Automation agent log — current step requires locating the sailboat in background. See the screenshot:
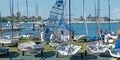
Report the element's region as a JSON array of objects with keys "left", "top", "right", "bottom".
[
  {"left": 106, "top": 0, "right": 120, "bottom": 58},
  {"left": 18, "top": 0, "right": 44, "bottom": 56},
  {"left": 104, "top": 0, "right": 117, "bottom": 44},
  {"left": 22, "top": 0, "right": 32, "bottom": 38},
  {"left": 0, "top": 0, "right": 21, "bottom": 45},
  {"left": 74, "top": 0, "right": 88, "bottom": 42},
  {"left": 85, "top": 0, "right": 110, "bottom": 54}
]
